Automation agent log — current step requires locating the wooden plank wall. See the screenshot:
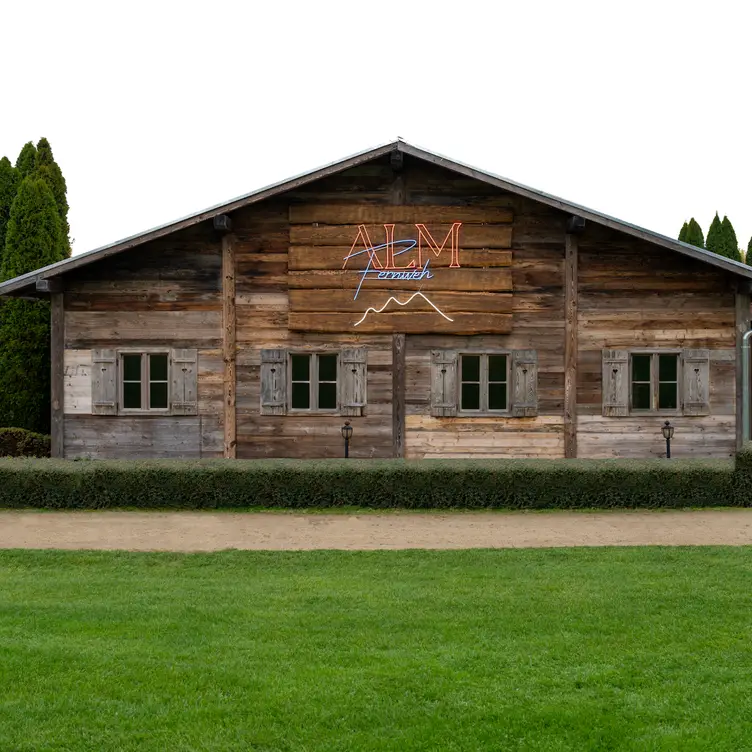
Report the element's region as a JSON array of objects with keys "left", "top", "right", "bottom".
[
  {"left": 403, "top": 176, "right": 566, "bottom": 458},
  {"left": 577, "top": 225, "right": 736, "bottom": 458},
  {"left": 62, "top": 224, "right": 223, "bottom": 458}
]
